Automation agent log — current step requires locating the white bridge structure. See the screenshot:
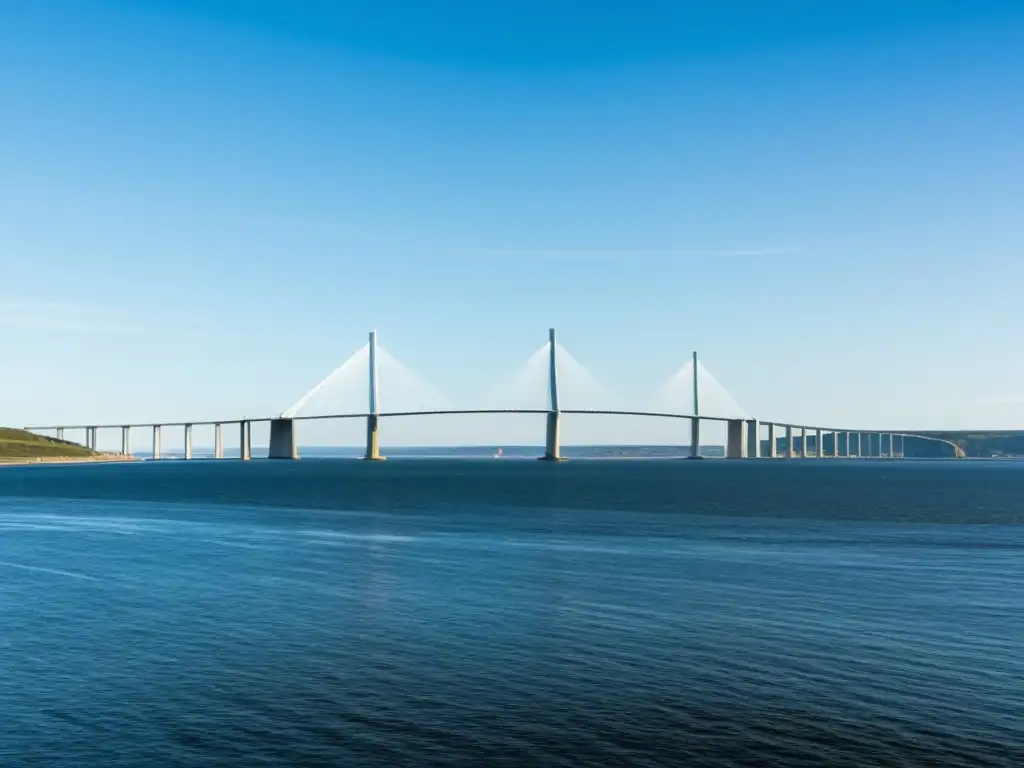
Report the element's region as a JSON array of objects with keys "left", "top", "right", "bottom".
[{"left": 25, "top": 329, "right": 965, "bottom": 460}]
